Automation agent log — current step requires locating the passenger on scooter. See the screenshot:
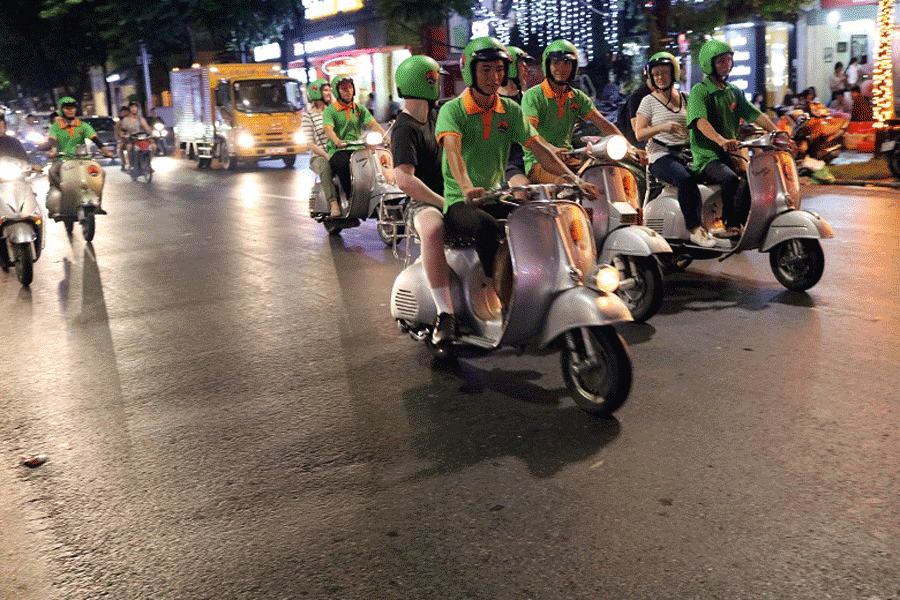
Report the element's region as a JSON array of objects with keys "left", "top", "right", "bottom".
[
  {"left": 500, "top": 46, "right": 536, "bottom": 189},
  {"left": 634, "top": 52, "right": 720, "bottom": 248},
  {"left": 323, "top": 76, "right": 386, "bottom": 202},
  {"left": 521, "top": 39, "right": 642, "bottom": 184},
  {"left": 302, "top": 79, "right": 340, "bottom": 218},
  {"left": 120, "top": 101, "right": 154, "bottom": 170},
  {"left": 687, "top": 39, "right": 781, "bottom": 239},
  {"left": 436, "top": 37, "right": 591, "bottom": 288},
  {"left": 391, "top": 55, "right": 457, "bottom": 346},
  {"left": 43, "top": 97, "right": 113, "bottom": 213}
]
